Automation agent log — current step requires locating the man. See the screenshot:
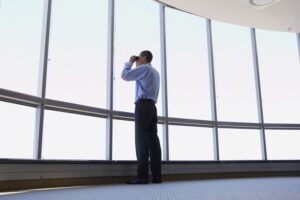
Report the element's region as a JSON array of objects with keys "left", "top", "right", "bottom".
[{"left": 121, "top": 50, "right": 162, "bottom": 184}]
